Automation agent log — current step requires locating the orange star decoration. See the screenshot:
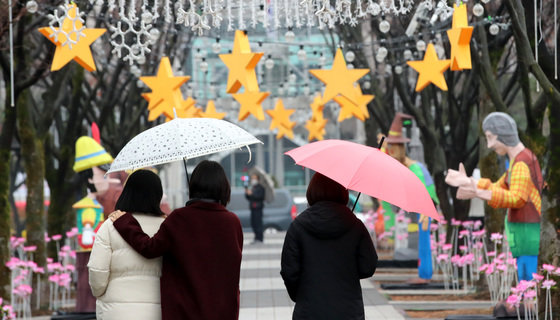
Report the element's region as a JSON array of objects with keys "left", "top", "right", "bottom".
[
  {"left": 219, "top": 30, "right": 263, "bottom": 93},
  {"left": 38, "top": 3, "right": 106, "bottom": 71},
  {"left": 233, "top": 91, "right": 270, "bottom": 121},
  {"left": 333, "top": 86, "right": 374, "bottom": 122},
  {"left": 266, "top": 99, "right": 296, "bottom": 139},
  {"left": 309, "top": 48, "right": 369, "bottom": 105},
  {"left": 407, "top": 43, "right": 451, "bottom": 91},
  {"left": 200, "top": 100, "right": 226, "bottom": 119},
  {"left": 305, "top": 115, "right": 328, "bottom": 141},
  {"left": 309, "top": 94, "right": 325, "bottom": 120},
  {"left": 139, "top": 57, "right": 191, "bottom": 121},
  {"left": 446, "top": 3, "right": 473, "bottom": 71}
]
